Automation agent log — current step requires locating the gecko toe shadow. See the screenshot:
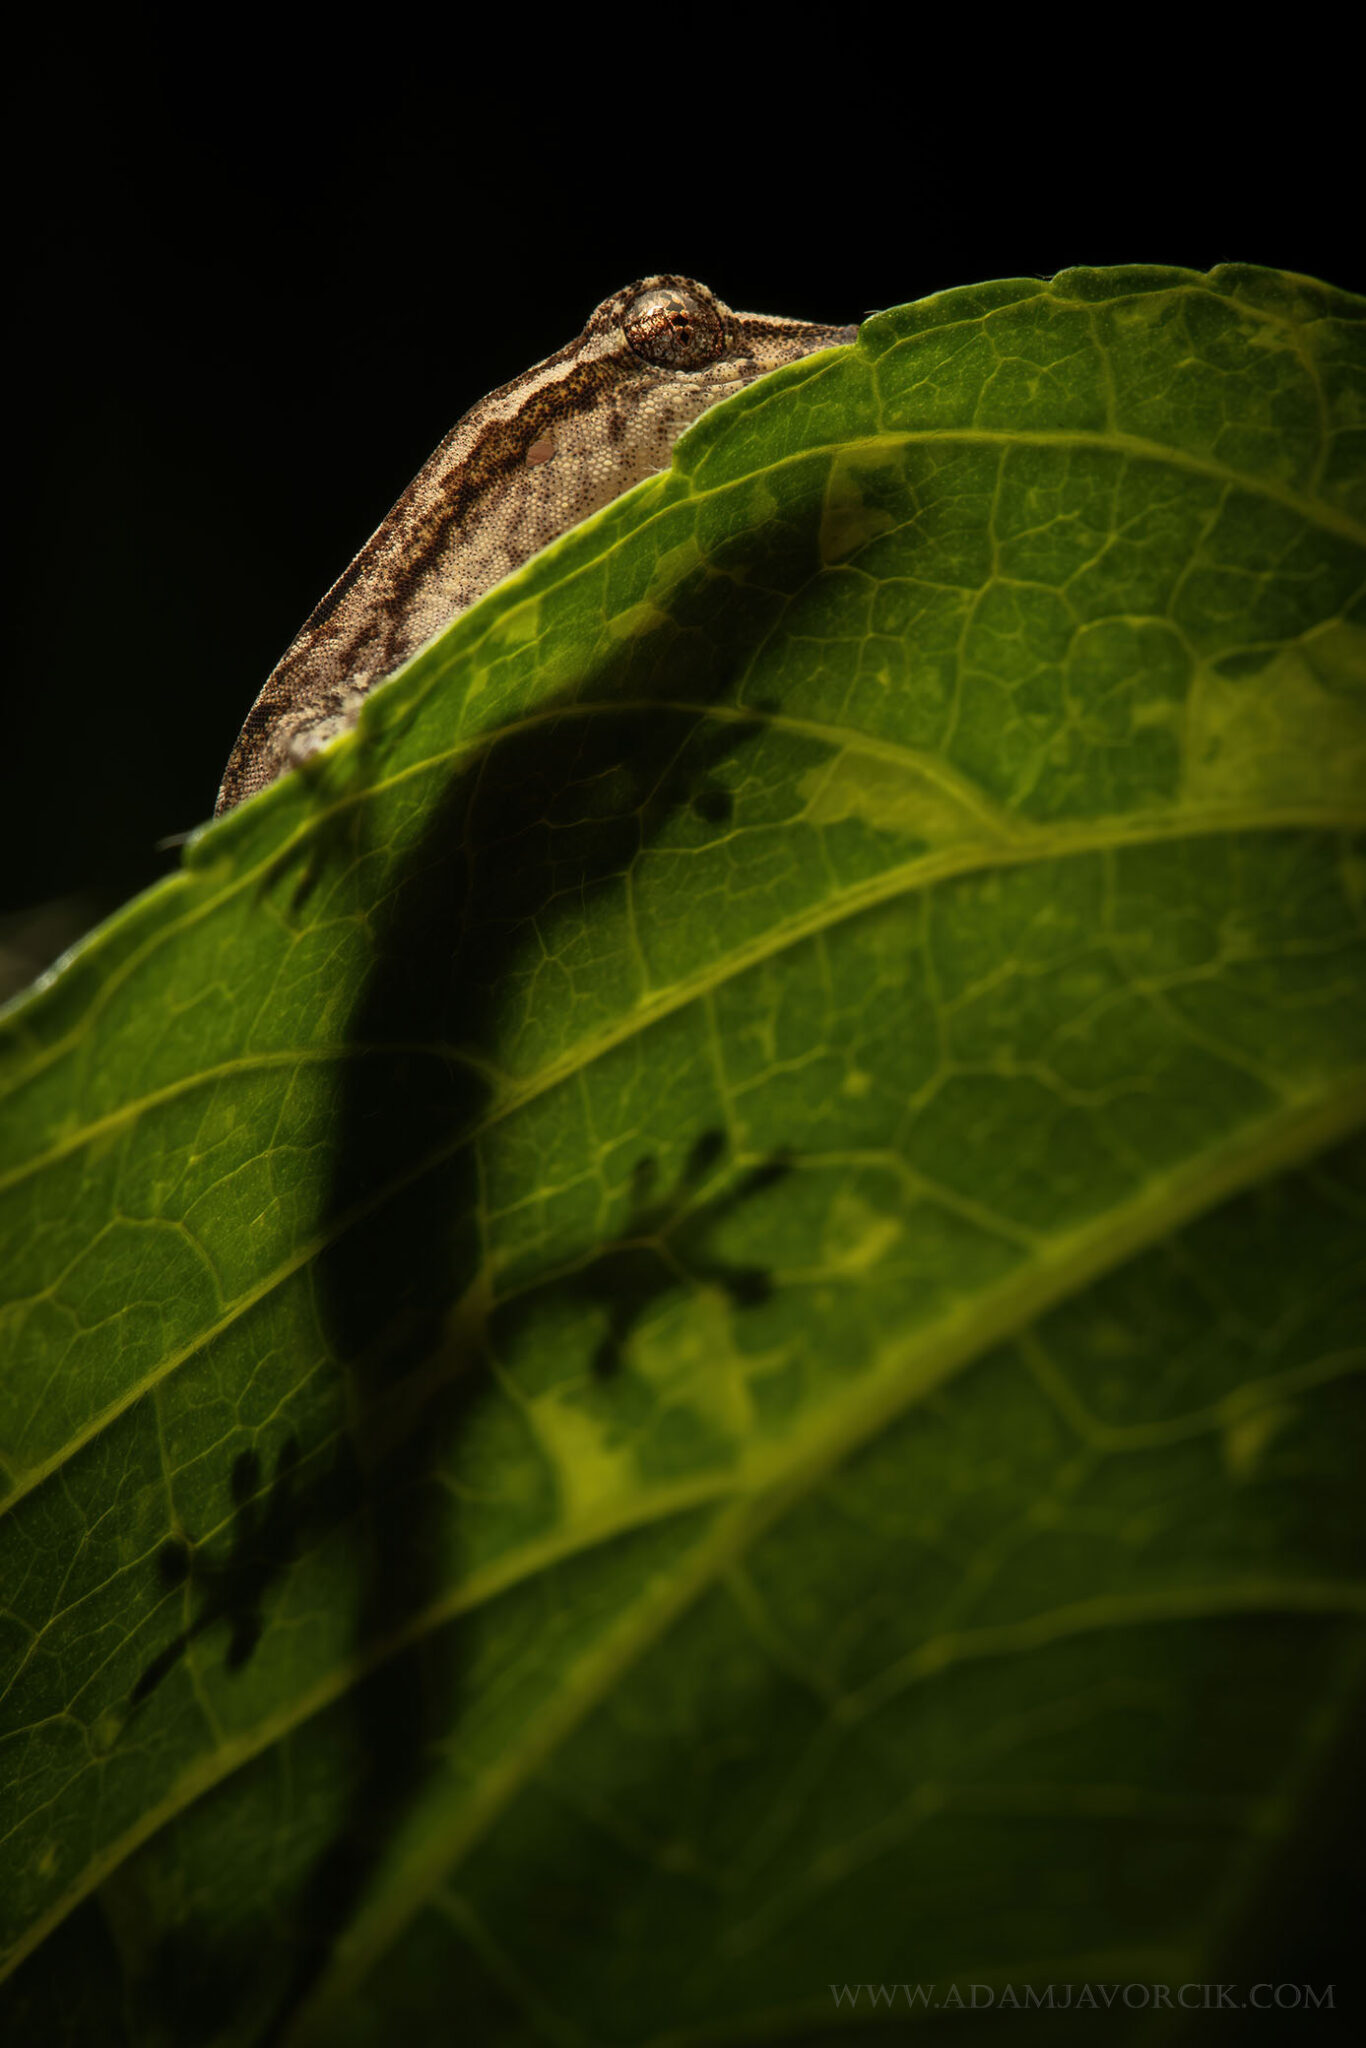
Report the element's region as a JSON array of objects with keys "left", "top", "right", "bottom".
[
  {"left": 488, "top": 1127, "right": 794, "bottom": 1383},
  {"left": 129, "top": 1440, "right": 301, "bottom": 1712},
  {"left": 128, "top": 1435, "right": 361, "bottom": 1726}
]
